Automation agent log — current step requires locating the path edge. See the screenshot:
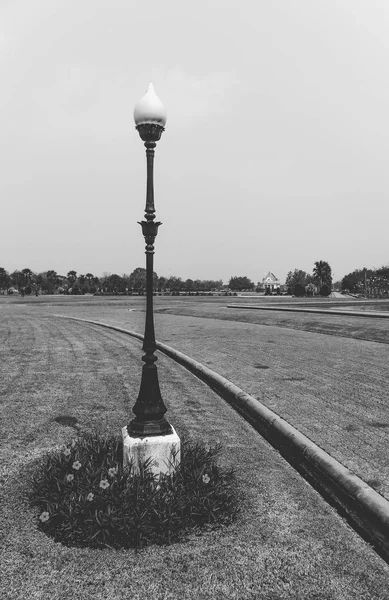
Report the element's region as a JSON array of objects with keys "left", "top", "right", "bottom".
[{"left": 227, "top": 303, "right": 389, "bottom": 318}]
